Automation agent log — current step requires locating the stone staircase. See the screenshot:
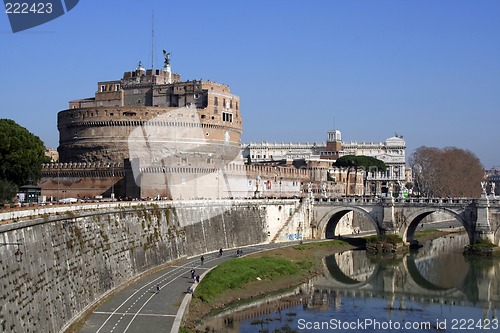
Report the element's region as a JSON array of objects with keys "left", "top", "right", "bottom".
[{"left": 270, "top": 200, "right": 304, "bottom": 243}]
